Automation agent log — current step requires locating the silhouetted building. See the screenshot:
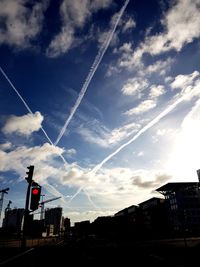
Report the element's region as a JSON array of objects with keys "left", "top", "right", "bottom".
[
  {"left": 73, "top": 220, "right": 90, "bottom": 237},
  {"left": 2, "top": 208, "right": 24, "bottom": 233},
  {"left": 45, "top": 207, "right": 62, "bottom": 235},
  {"left": 156, "top": 182, "right": 200, "bottom": 236},
  {"left": 114, "top": 204, "right": 141, "bottom": 239},
  {"left": 138, "top": 197, "right": 167, "bottom": 238},
  {"left": 92, "top": 216, "right": 115, "bottom": 237},
  {"left": 64, "top": 217, "right": 70, "bottom": 230},
  {"left": 115, "top": 204, "right": 138, "bottom": 217}
]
